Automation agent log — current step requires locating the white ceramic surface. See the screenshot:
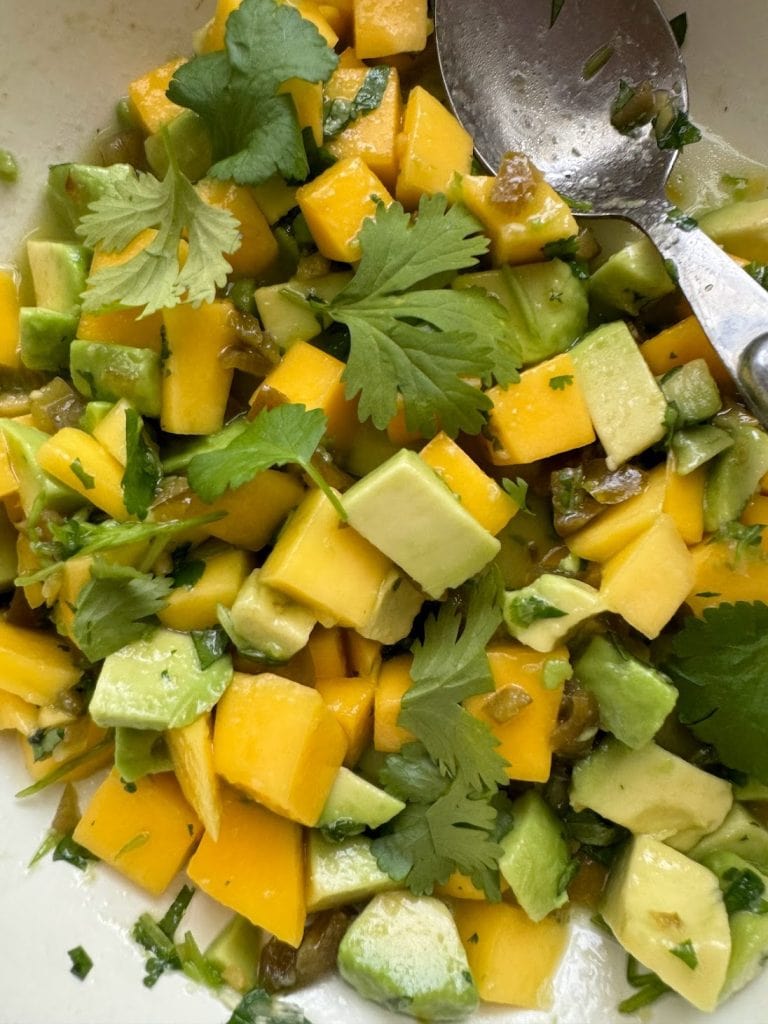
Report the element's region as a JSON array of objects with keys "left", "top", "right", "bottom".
[{"left": 1, "top": 2, "right": 768, "bottom": 1023}]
